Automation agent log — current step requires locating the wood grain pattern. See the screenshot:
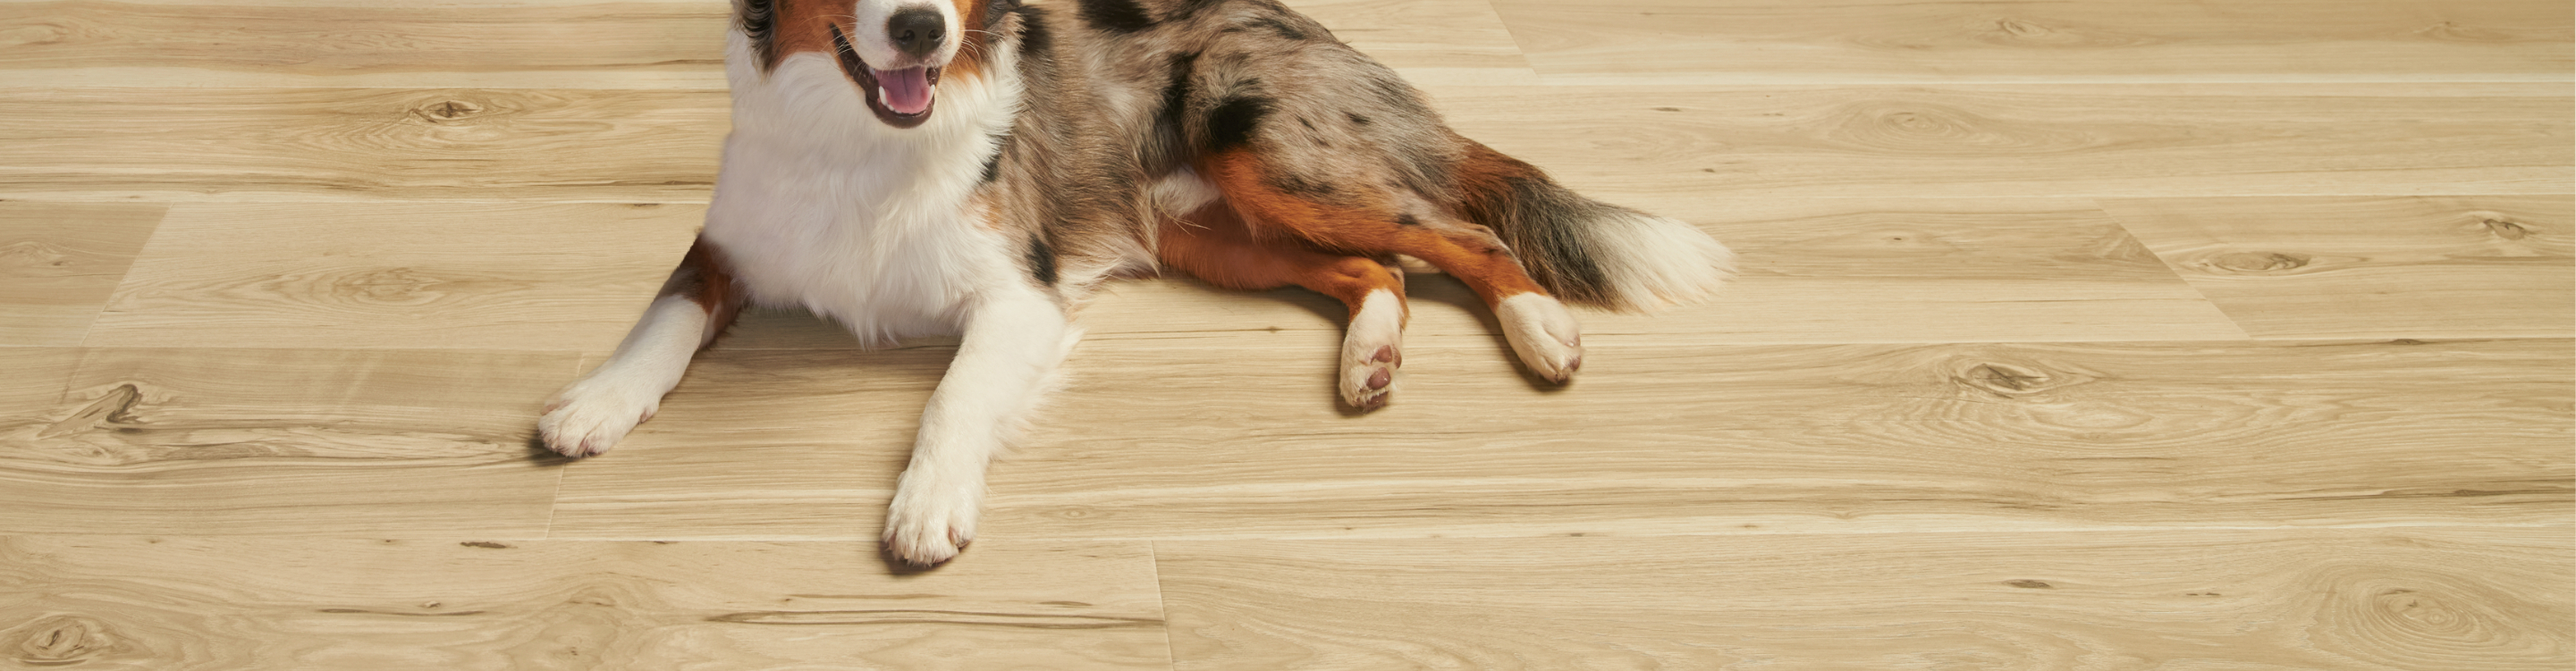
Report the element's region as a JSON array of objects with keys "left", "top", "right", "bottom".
[
  {"left": 0, "top": 202, "right": 162, "bottom": 346},
  {"left": 0, "top": 348, "right": 575, "bottom": 536},
  {"left": 82, "top": 203, "right": 699, "bottom": 349},
  {"left": 0, "top": 0, "right": 731, "bottom": 88},
  {"left": 1438, "top": 83, "right": 2571, "bottom": 199},
  {"left": 1155, "top": 528, "right": 2573, "bottom": 670},
  {"left": 0, "top": 0, "right": 1525, "bottom": 88},
  {"left": 544, "top": 348, "right": 950, "bottom": 540},
  {"left": 1286, "top": 0, "right": 1538, "bottom": 86},
  {"left": 0, "top": 347, "right": 80, "bottom": 413},
  {"left": 544, "top": 334, "right": 2571, "bottom": 540},
  {"left": 0, "top": 536, "right": 1171, "bottom": 670},
  {"left": 0, "top": 0, "right": 2567, "bottom": 667},
  {"left": 0, "top": 88, "right": 724, "bottom": 202},
  {"left": 1490, "top": 0, "right": 2576, "bottom": 83},
  {"left": 2106, "top": 195, "right": 2575, "bottom": 340}
]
